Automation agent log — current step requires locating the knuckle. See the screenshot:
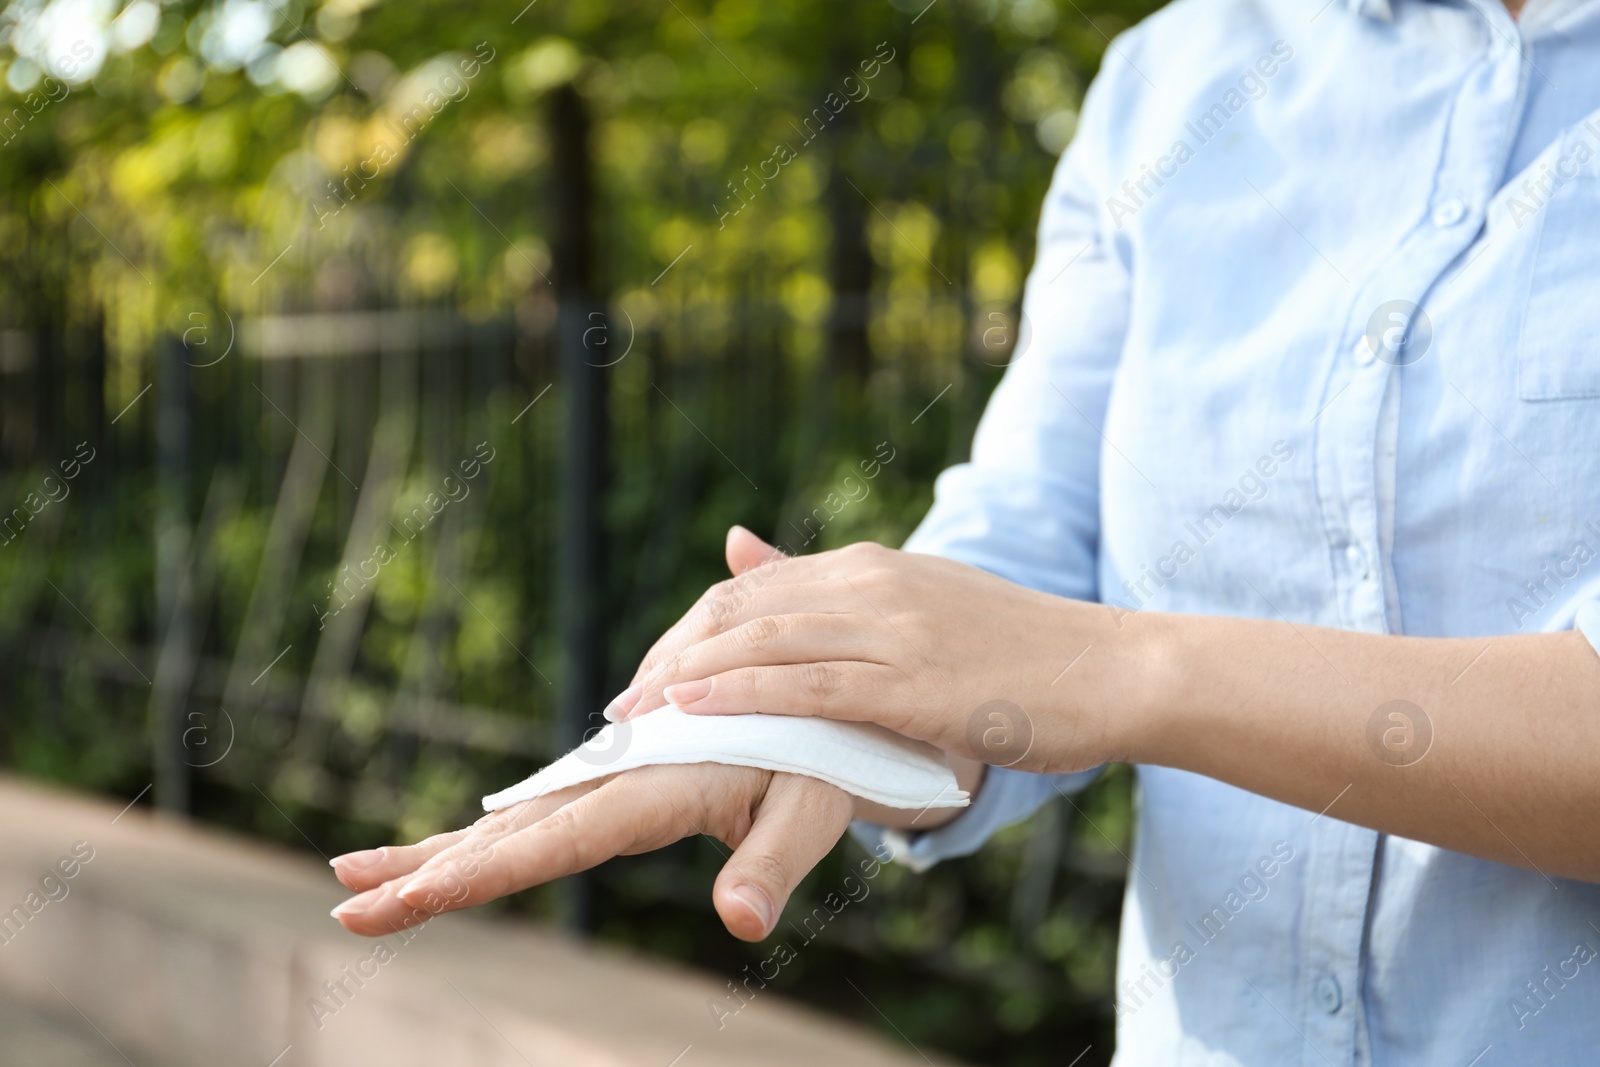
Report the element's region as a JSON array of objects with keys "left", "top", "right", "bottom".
[
  {"left": 662, "top": 648, "right": 695, "bottom": 682},
  {"left": 625, "top": 769, "right": 702, "bottom": 838},
  {"left": 861, "top": 566, "right": 899, "bottom": 599},
  {"left": 841, "top": 540, "right": 885, "bottom": 563},
  {"left": 536, "top": 805, "right": 588, "bottom": 873},
  {"left": 800, "top": 661, "right": 844, "bottom": 702},
  {"left": 474, "top": 811, "right": 517, "bottom": 836},
  {"left": 736, "top": 613, "right": 787, "bottom": 652},
  {"left": 736, "top": 850, "right": 791, "bottom": 896},
  {"left": 434, "top": 860, "right": 474, "bottom": 900},
  {"left": 750, "top": 552, "right": 787, "bottom": 580},
  {"left": 701, "top": 579, "right": 741, "bottom": 632}
]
